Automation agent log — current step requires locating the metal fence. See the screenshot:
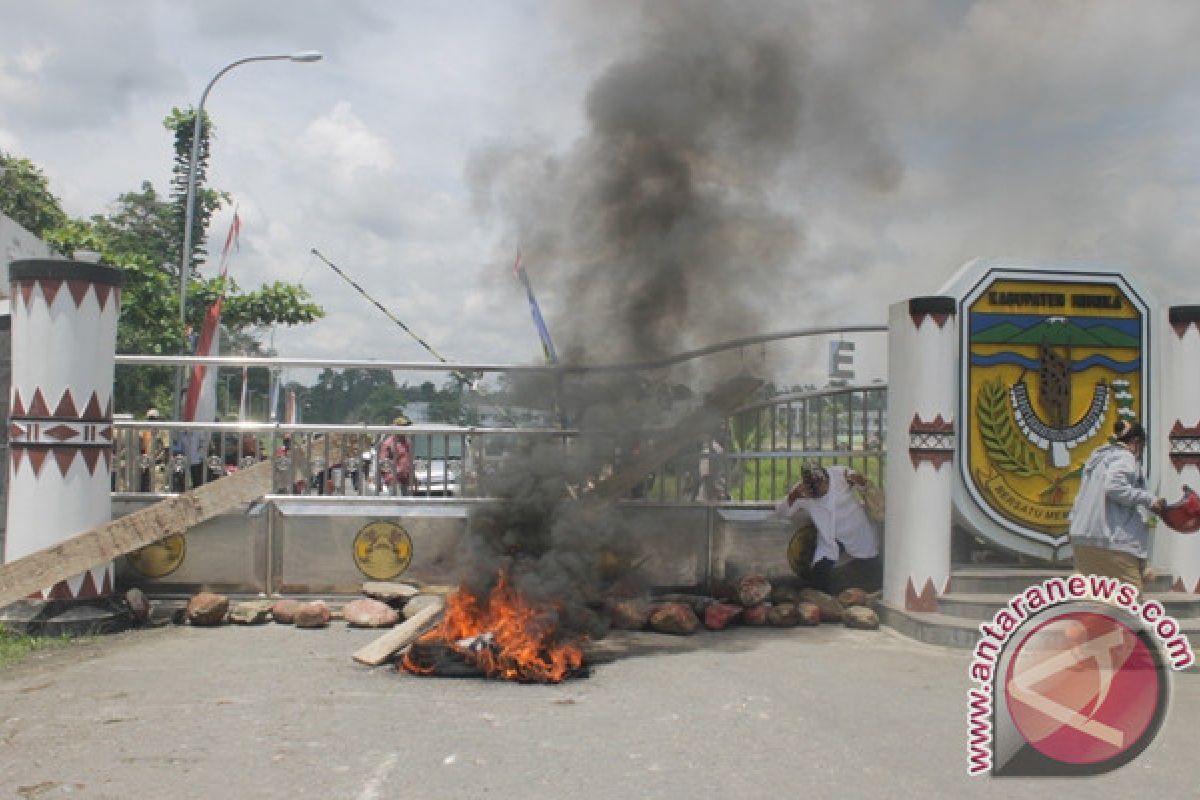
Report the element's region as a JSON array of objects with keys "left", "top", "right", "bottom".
[
  {"left": 110, "top": 384, "right": 887, "bottom": 504},
  {"left": 110, "top": 328, "right": 888, "bottom": 504},
  {"left": 724, "top": 384, "right": 887, "bottom": 502}
]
